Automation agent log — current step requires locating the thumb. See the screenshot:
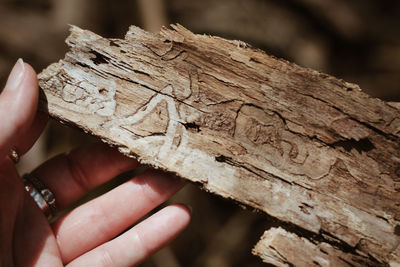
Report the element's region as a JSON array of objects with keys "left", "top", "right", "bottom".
[{"left": 0, "top": 59, "right": 39, "bottom": 160}]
